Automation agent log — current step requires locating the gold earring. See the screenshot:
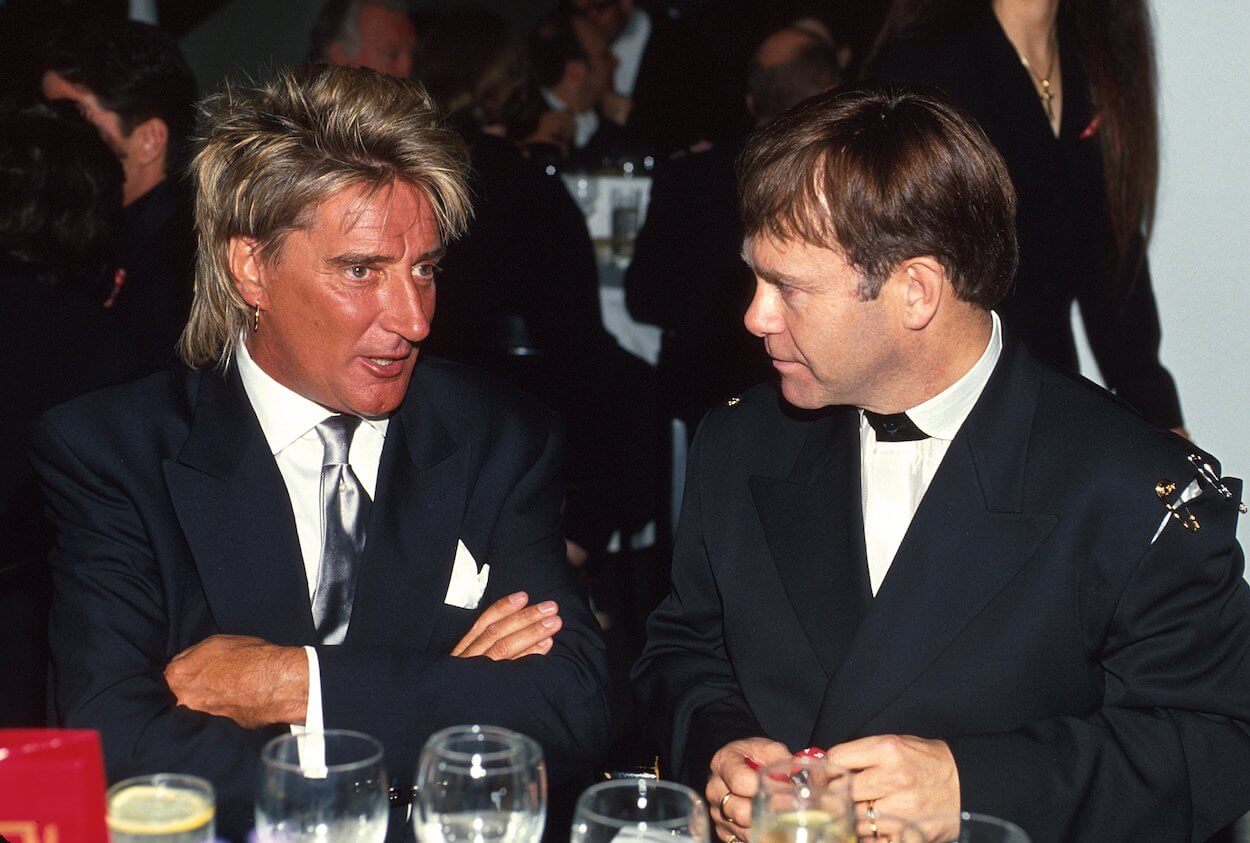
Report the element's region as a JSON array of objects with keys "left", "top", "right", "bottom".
[{"left": 252, "top": 301, "right": 260, "bottom": 332}]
